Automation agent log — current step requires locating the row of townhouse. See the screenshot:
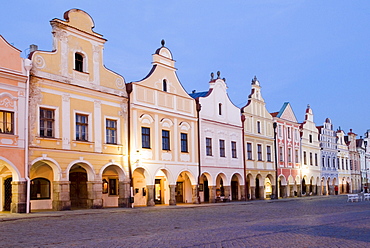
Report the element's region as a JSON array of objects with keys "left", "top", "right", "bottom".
[{"left": 1, "top": 9, "right": 369, "bottom": 213}]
